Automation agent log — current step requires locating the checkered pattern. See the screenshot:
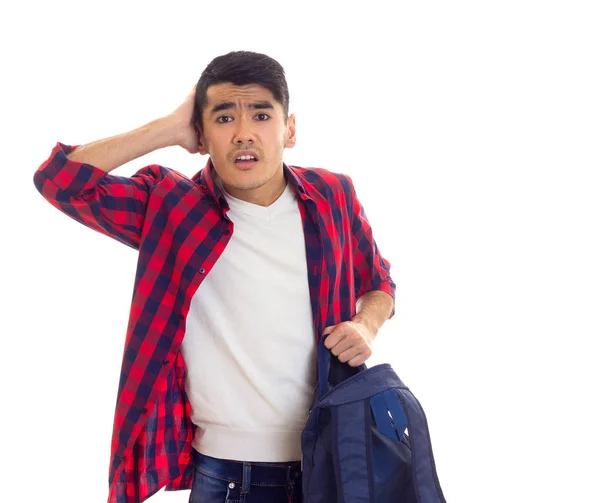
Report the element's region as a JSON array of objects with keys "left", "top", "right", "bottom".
[{"left": 33, "top": 141, "right": 396, "bottom": 502}]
